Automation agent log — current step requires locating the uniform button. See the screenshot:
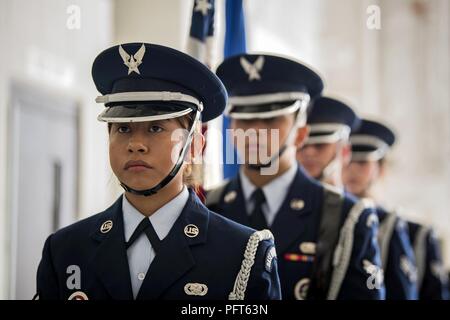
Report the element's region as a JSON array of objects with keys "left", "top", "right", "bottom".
[{"left": 137, "top": 272, "right": 145, "bottom": 281}]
